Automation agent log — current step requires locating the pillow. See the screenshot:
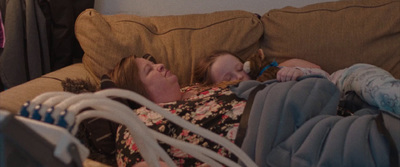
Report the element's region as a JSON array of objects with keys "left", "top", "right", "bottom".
[
  {"left": 75, "top": 9, "right": 263, "bottom": 86},
  {"left": 261, "top": 0, "right": 400, "bottom": 78}
]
